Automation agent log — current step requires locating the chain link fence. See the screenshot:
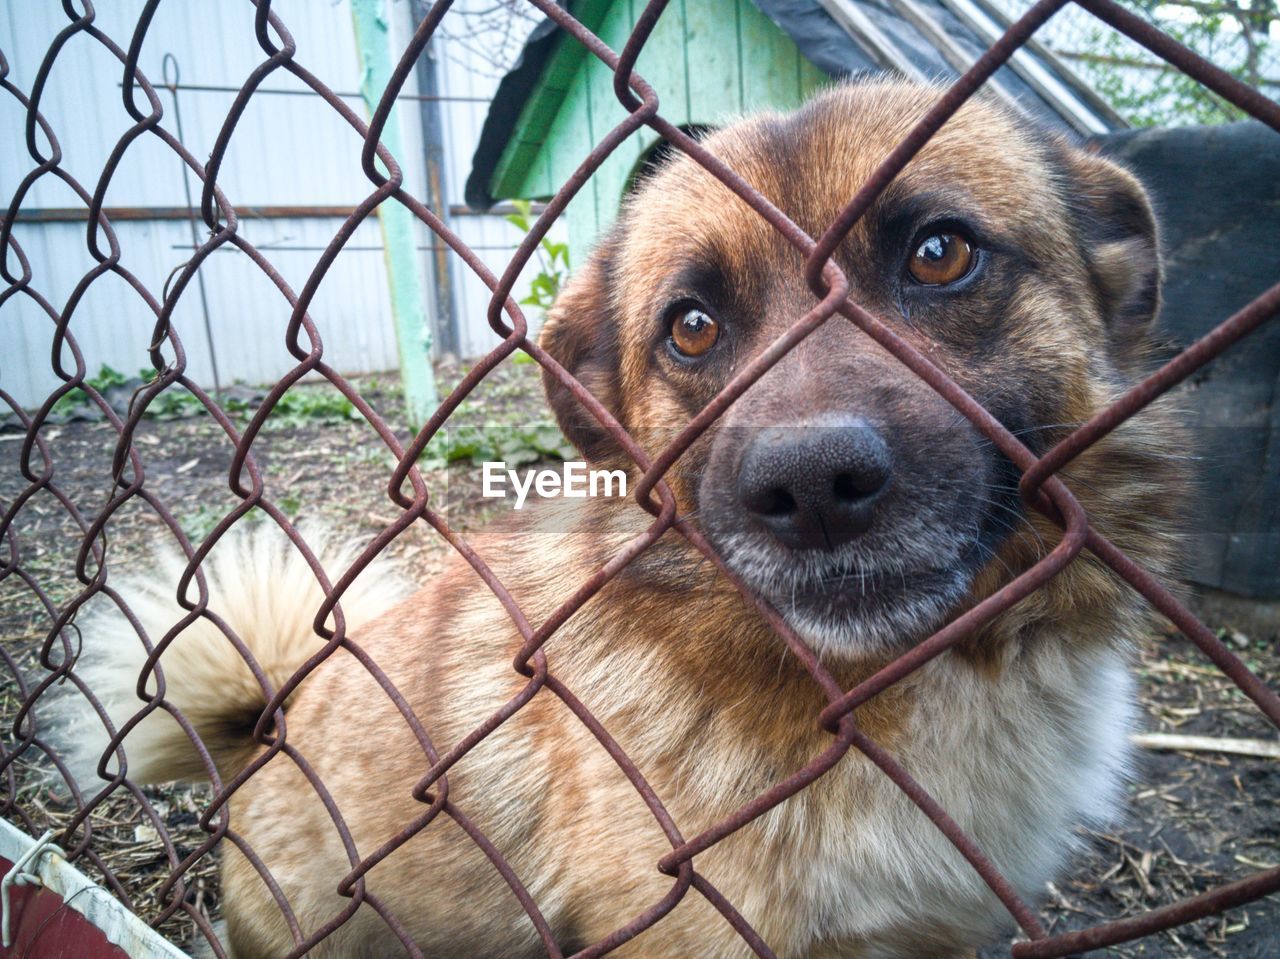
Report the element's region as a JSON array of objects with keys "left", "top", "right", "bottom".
[
  {"left": 991, "top": 0, "right": 1280, "bottom": 124},
  {"left": 2, "top": 0, "right": 1279, "bottom": 956}
]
